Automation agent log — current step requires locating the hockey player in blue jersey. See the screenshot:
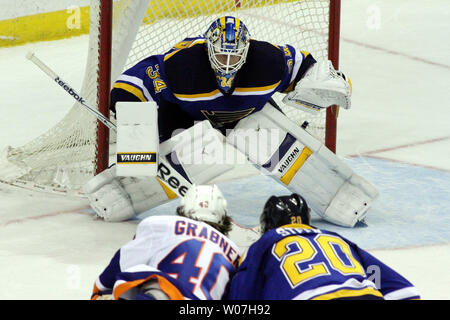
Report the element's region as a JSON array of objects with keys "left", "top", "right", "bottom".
[
  {"left": 226, "top": 193, "right": 421, "bottom": 300},
  {"left": 84, "top": 16, "right": 379, "bottom": 229},
  {"left": 92, "top": 185, "right": 240, "bottom": 300},
  {"left": 108, "top": 17, "right": 317, "bottom": 142}
]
